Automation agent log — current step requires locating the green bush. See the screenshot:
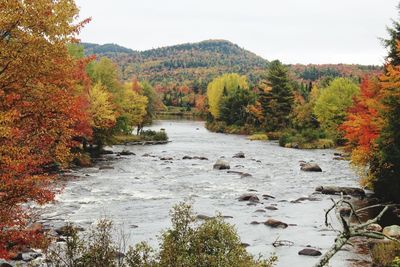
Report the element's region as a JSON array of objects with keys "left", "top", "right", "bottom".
[
  {"left": 279, "top": 129, "right": 333, "bottom": 149},
  {"left": 279, "top": 131, "right": 294, "bottom": 147},
  {"left": 140, "top": 129, "right": 168, "bottom": 141}
]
